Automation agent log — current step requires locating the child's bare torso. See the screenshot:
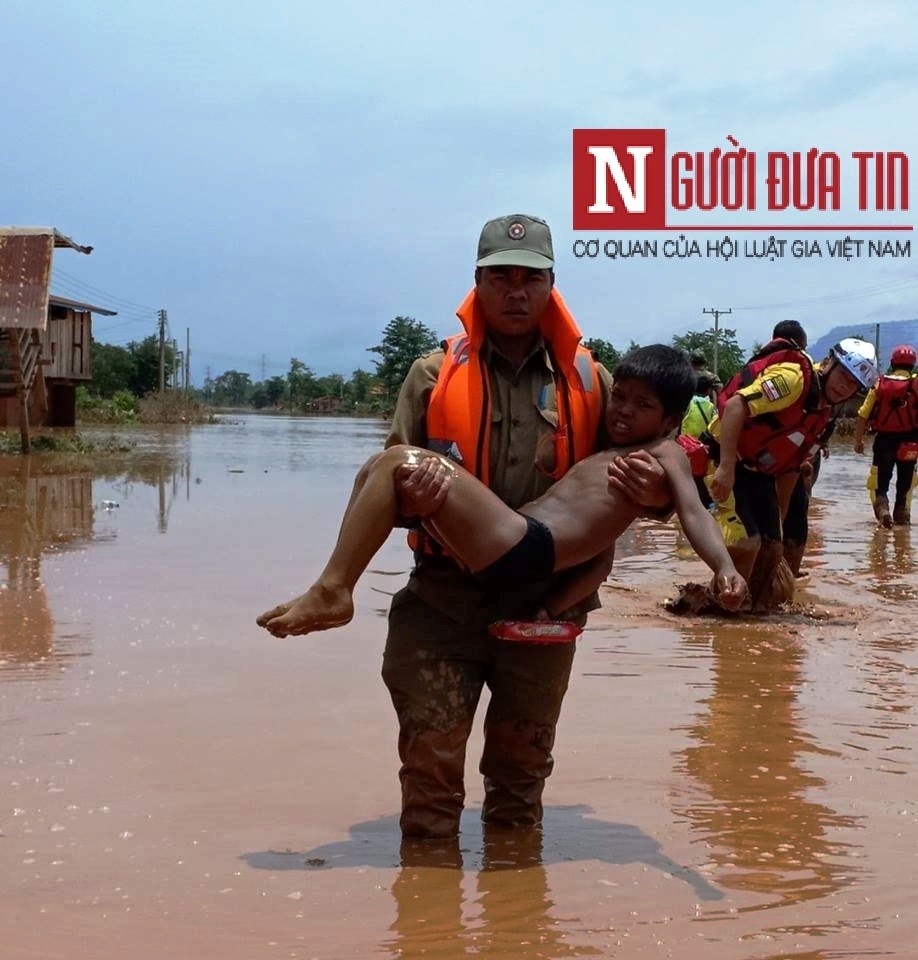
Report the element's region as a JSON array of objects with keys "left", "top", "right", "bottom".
[{"left": 520, "top": 436, "right": 674, "bottom": 568}]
